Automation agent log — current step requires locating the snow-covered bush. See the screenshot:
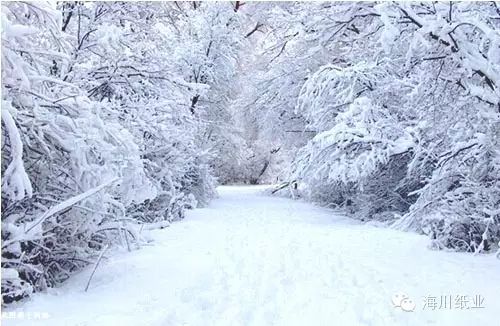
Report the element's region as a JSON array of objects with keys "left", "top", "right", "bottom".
[
  {"left": 293, "top": 96, "right": 415, "bottom": 221},
  {"left": 384, "top": 2, "right": 500, "bottom": 252},
  {"left": 1, "top": 1, "right": 244, "bottom": 304},
  {"left": 397, "top": 110, "right": 500, "bottom": 252},
  {"left": 255, "top": 2, "right": 500, "bottom": 252},
  {"left": 1, "top": 1, "right": 162, "bottom": 303}
]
